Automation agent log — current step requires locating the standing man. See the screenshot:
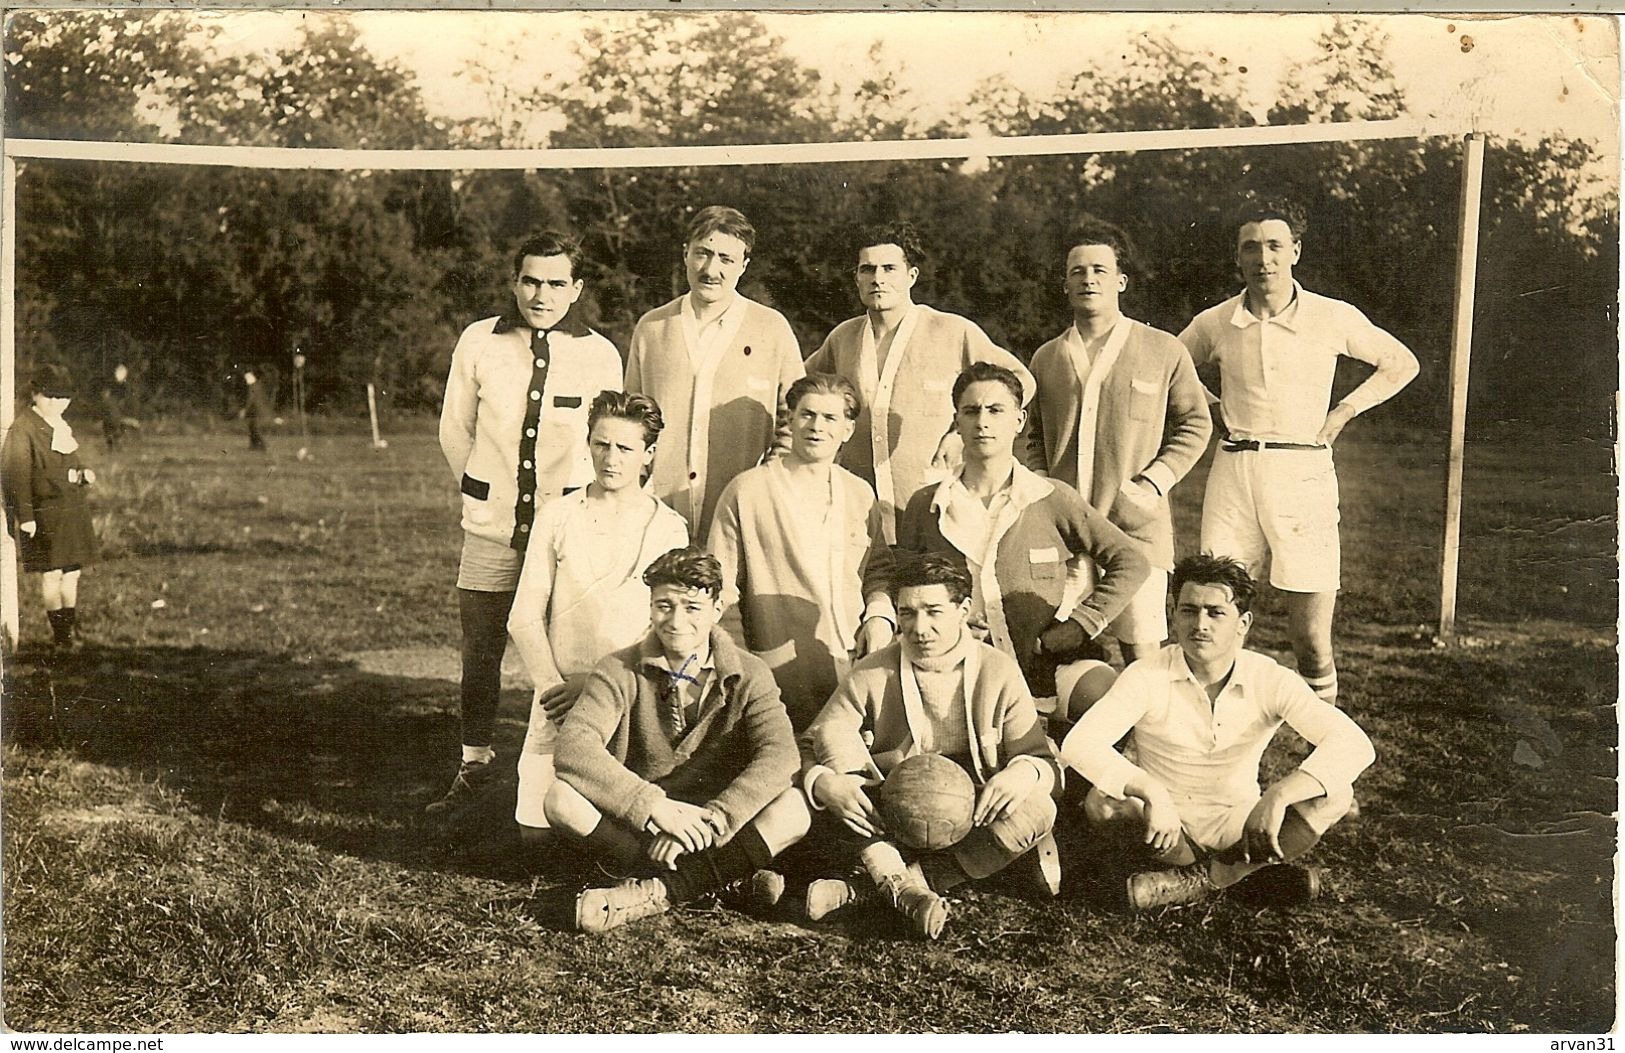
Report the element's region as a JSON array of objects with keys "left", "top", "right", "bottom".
[
  {"left": 430, "top": 230, "right": 624, "bottom": 818},
  {"left": 892, "top": 362, "right": 1149, "bottom": 708},
  {"left": 1026, "top": 218, "right": 1211, "bottom": 667},
  {"left": 1179, "top": 199, "right": 1418, "bottom": 707},
  {"left": 625, "top": 205, "right": 804, "bottom": 541},
  {"left": 805, "top": 222, "right": 1035, "bottom": 543},
  {"left": 239, "top": 370, "right": 271, "bottom": 452}
]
